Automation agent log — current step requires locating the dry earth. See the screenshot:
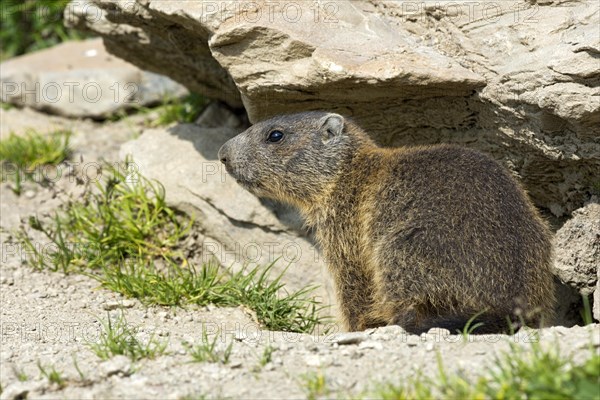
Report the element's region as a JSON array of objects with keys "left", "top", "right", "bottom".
[{"left": 0, "top": 107, "right": 598, "bottom": 399}]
